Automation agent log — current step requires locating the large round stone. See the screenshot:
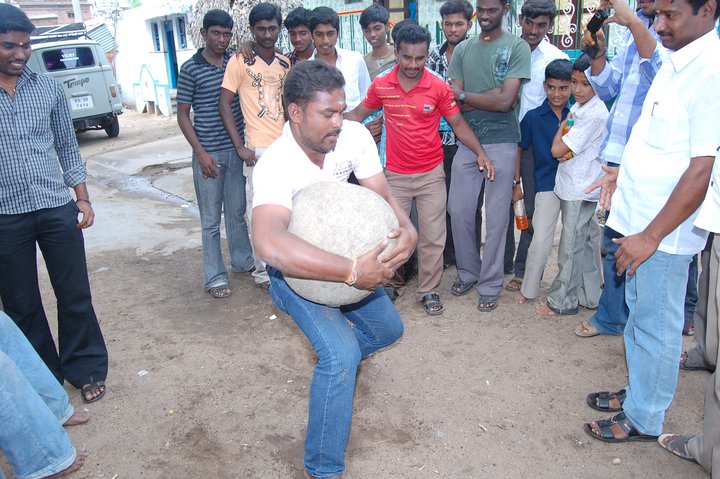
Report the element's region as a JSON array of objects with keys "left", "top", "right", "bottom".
[{"left": 285, "top": 181, "right": 399, "bottom": 307}]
